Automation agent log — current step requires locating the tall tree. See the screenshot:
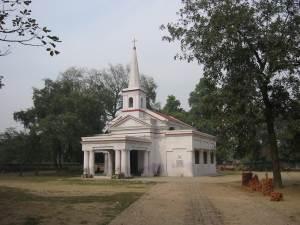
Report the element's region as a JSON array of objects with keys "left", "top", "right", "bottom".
[
  {"left": 14, "top": 68, "right": 107, "bottom": 168},
  {"left": 0, "top": 0, "right": 61, "bottom": 56},
  {"left": 162, "top": 0, "right": 300, "bottom": 187}
]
